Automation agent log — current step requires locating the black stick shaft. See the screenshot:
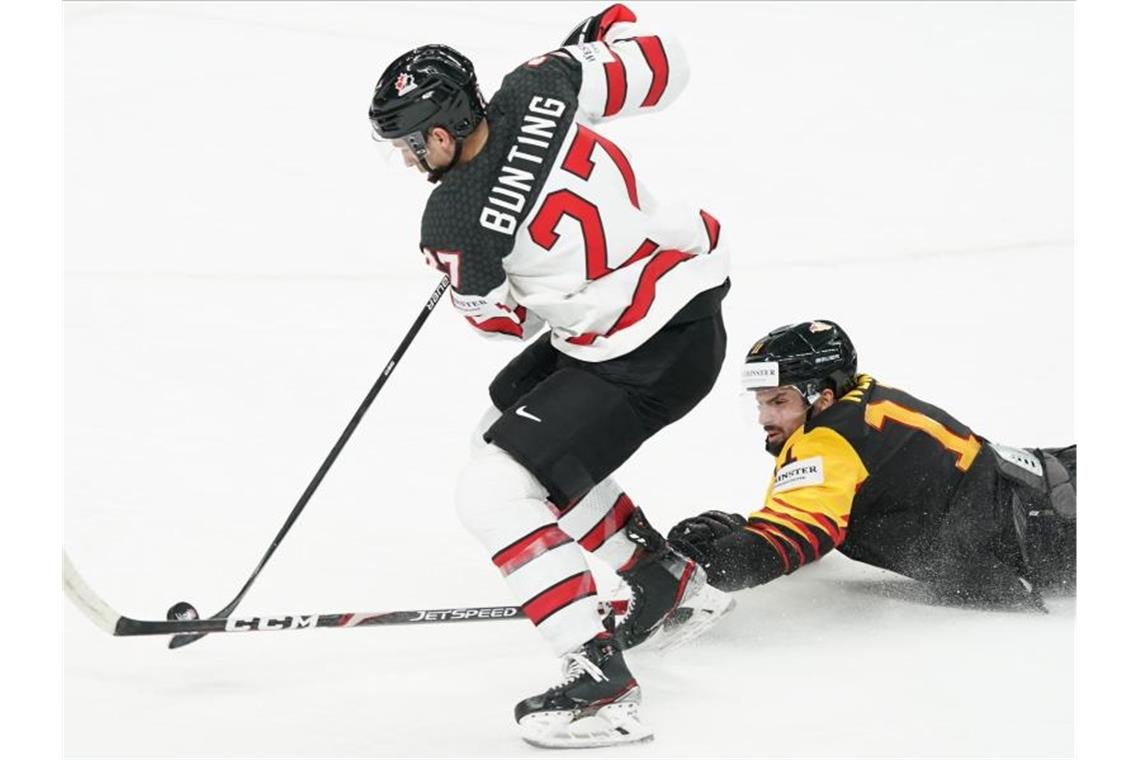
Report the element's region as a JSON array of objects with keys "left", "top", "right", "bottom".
[
  {"left": 122, "top": 605, "right": 526, "bottom": 636},
  {"left": 115, "top": 600, "right": 628, "bottom": 636},
  {"left": 170, "top": 275, "right": 451, "bottom": 649}
]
